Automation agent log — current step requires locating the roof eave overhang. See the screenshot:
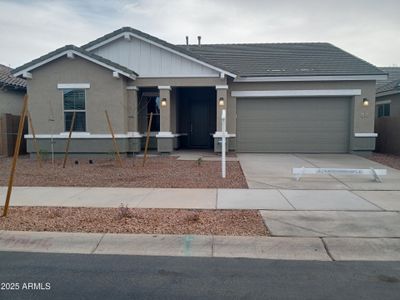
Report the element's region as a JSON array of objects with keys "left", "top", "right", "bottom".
[
  {"left": 84, "top": 31, "right": 237, "bottom": 79},
  {"left": 376, "top": 90, "right": 400, "bottom": 97},
  {"left": 234, "top": 74, "right": 388, "bottom": 82},
  {"left": 13, "top": 49, "right": 137, "bottom": 80}
]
